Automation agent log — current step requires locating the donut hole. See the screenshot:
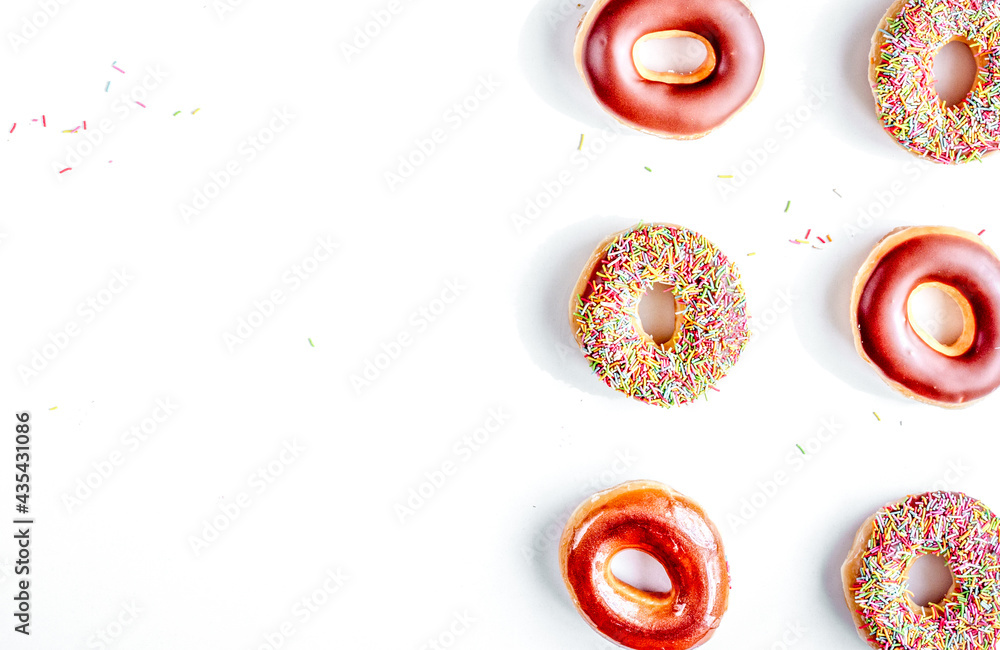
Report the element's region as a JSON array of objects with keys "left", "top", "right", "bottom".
[
  {"left": 906, "top": 554, "right": 954, "bottom": 608},
  {"left": 638, "top": 283, "right": 681, "bottom": 346},
  {"left": 906, "top": 282, "right": 974, "bottom": 356},
  {"left": 610, "top": 549, "right": 673, "bottom": 595},
  {"left": 933, "top": 40, "right": 980, "bottom": 107},
  {"left": 635, "top": 36, "right": 709, "bottom": 76}
]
